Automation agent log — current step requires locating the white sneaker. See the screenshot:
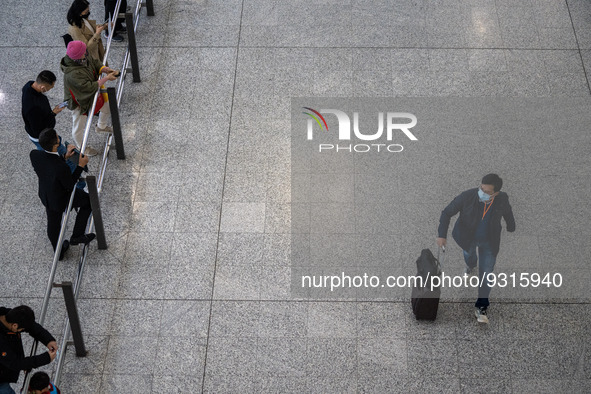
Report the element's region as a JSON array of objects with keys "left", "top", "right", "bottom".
[
  {"left": 475, "top": 307, "right": 489, "bottom": 324},
  {"left": 96, "top": 125, "right": 113, "bottom": 134}
]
